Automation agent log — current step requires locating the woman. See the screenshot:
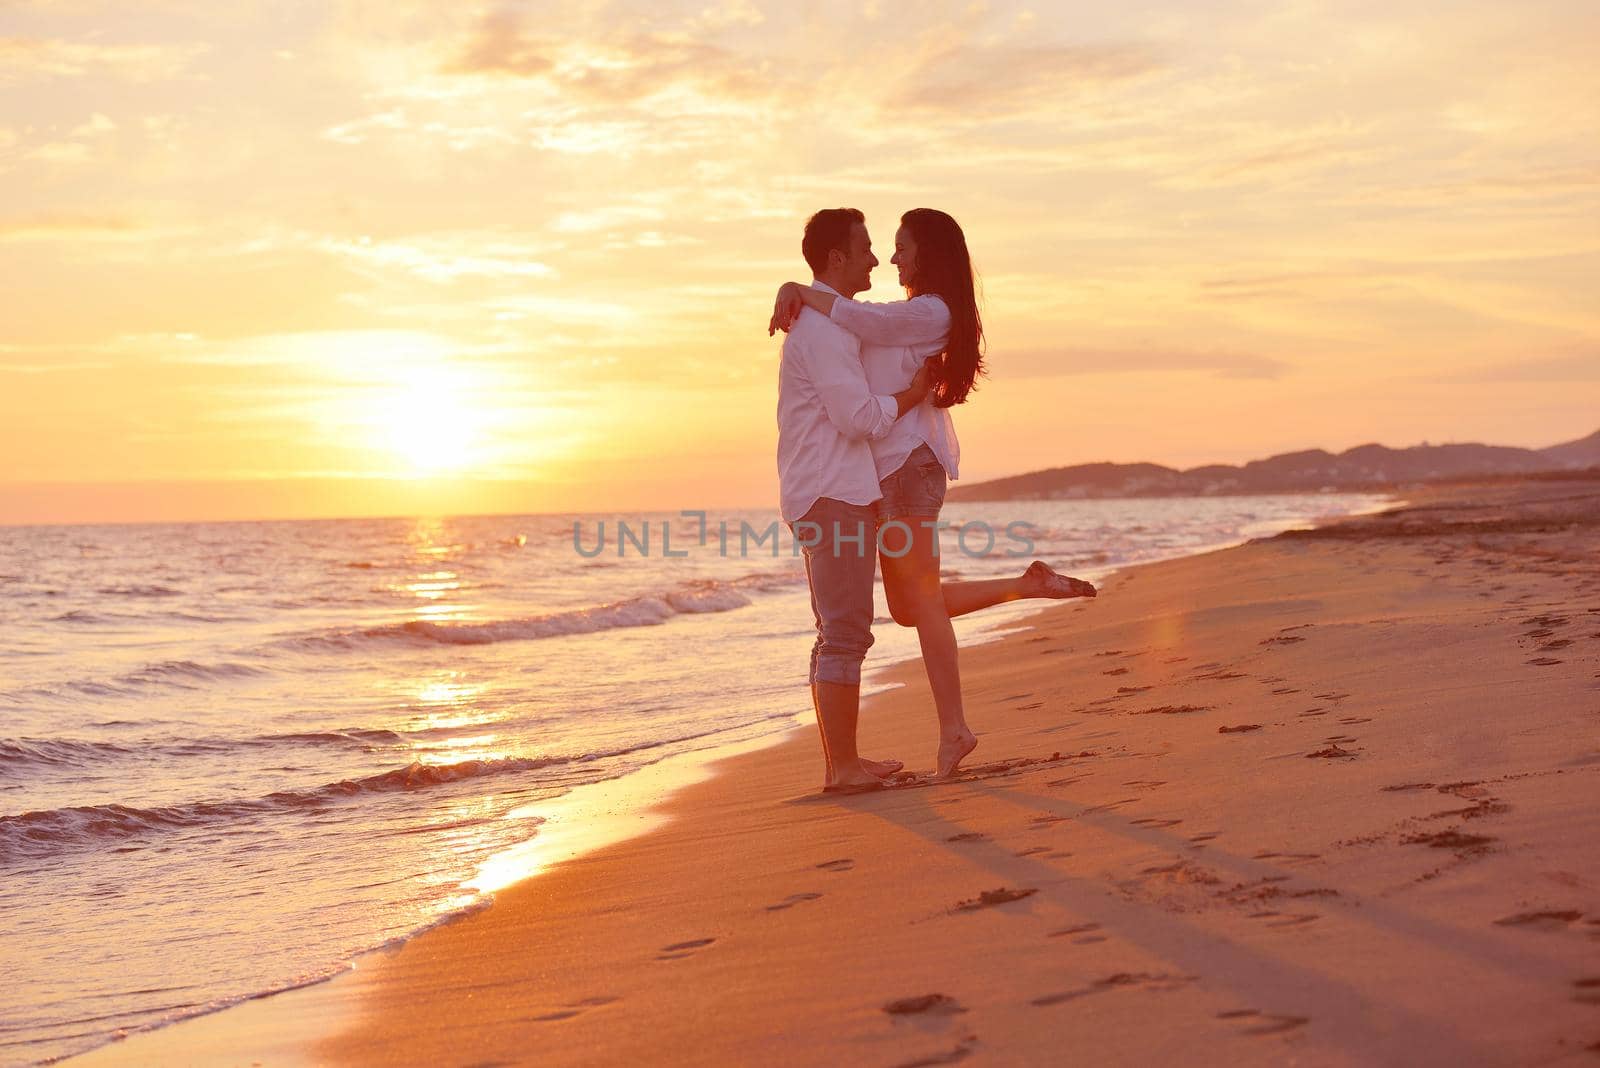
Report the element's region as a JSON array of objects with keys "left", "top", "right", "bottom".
[{"left": 770, "top": 208, "right": 1096, "bottom": 779}]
